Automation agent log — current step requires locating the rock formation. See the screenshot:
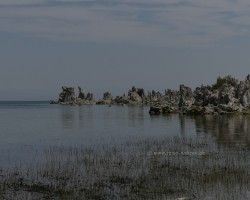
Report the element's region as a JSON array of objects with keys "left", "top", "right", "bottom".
[
  {"left": 113, "top": 86, "right": 145, "bottom": 105},
  {"left": 58, "top": 87, "right": 76, "bottom": 103},
  {"left": 85, "top": 93, "right": 94, "bottom": 101},
  {"left": 52, "top": 74, "right": 250, "bottom": 115},
  {"left": 96, "top": 92, "right": 113, "bottom": 105},
  {"left": 179, "top": 85, "right": 195, "bottom": 113},
  {"left": 56, "top": 86, "right": 95, "bottom": 105},
  {"left": 103, "top": 92, "right": 113, "bottom": 101},
  {"left": 78, "top": 87, "right": 85, "bottom": 99},
  {"left": 49, "top": 100, "right": 58, "bottom": 104},
  {"left": 149, "top": 75, "right": 250, "bottom": 115}
]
